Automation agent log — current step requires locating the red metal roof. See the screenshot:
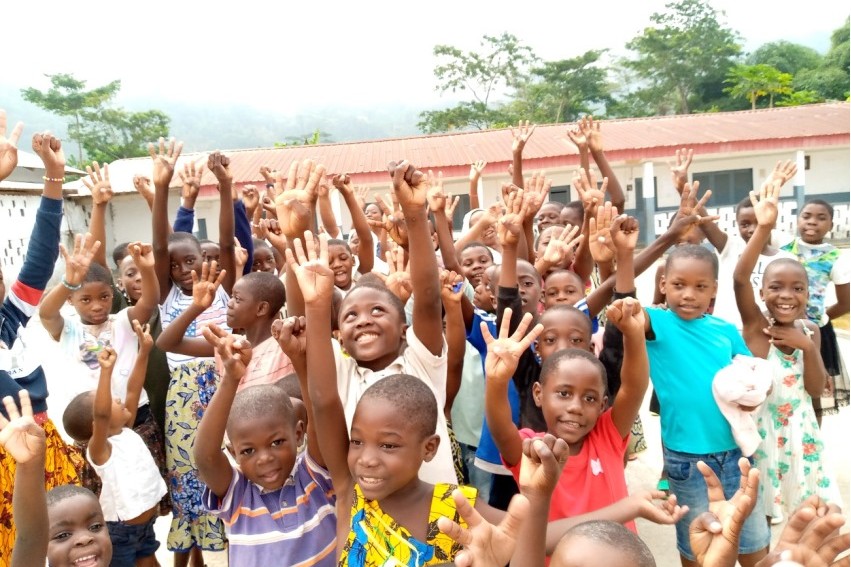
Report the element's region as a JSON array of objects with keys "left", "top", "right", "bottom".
[{"left": 71, "top": 102, "right": 849, "bottom": 197}]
